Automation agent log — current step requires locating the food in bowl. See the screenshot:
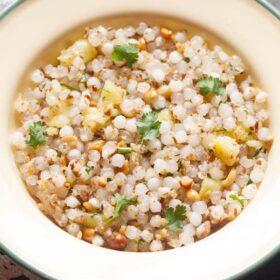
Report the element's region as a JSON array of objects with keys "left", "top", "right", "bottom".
[{"left": 10, "top": 22, "right": 272, "bottom": 252}]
